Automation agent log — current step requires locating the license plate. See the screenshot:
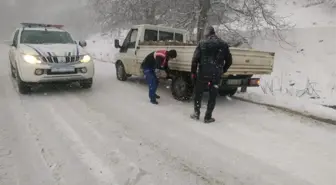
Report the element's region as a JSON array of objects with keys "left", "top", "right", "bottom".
[
  {"left": 51, "top": 67, "right": 75, "bottom": 72},
  {"left": 226, "top": 79, "right": 242, "bottom": 85}
]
